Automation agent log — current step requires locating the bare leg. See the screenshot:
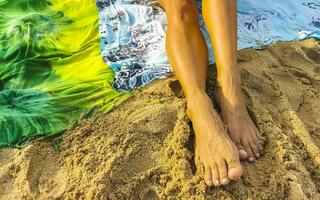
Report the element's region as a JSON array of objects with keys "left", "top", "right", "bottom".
[
  {"left": 202, "top": 0, "right": 262, "bottom": 162},
  {"left": 157, "top": 0, "right": 242, "bottom": 186}
]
